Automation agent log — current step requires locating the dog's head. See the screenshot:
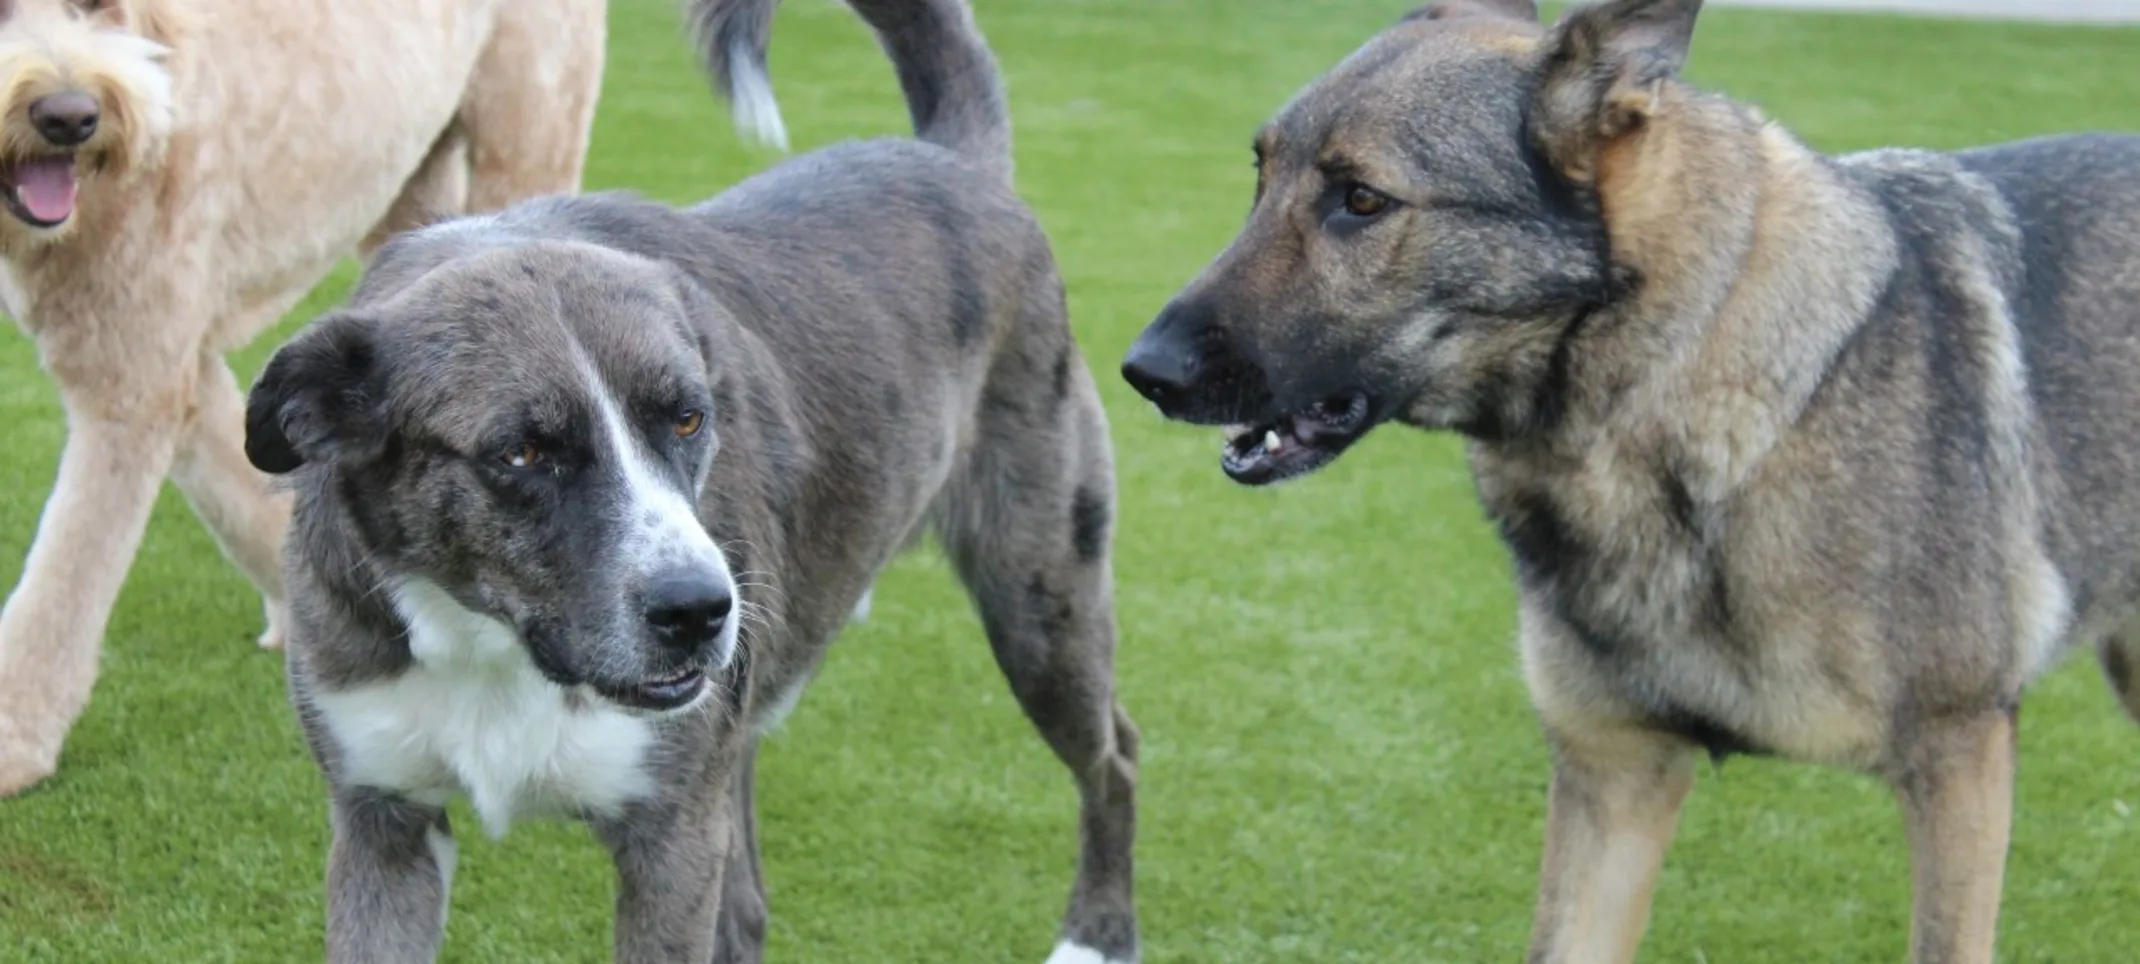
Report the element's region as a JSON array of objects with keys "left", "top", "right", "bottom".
[
  {"left": 0, "top": 0, "right": 178, "bottom": 245},
  {"left": 1122, "top": 0, "right": 1700, "bottom": 484},
  {"left": 245, "top": 230, "right": 740, "bottom": 716}
]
